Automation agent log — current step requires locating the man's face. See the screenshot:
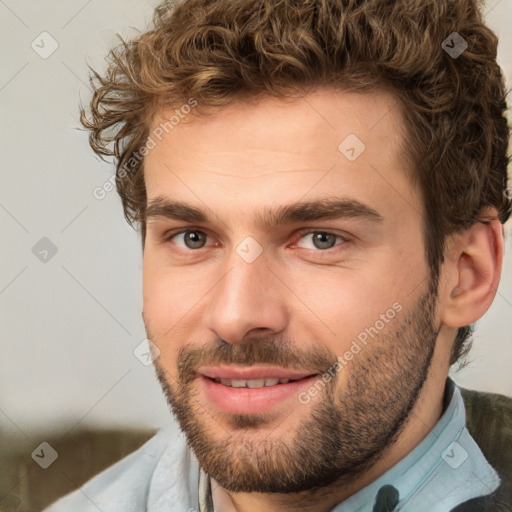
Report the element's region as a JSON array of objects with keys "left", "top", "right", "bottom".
[{"left": 142, "top": 89, "right": 441, "bottom": 492}]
